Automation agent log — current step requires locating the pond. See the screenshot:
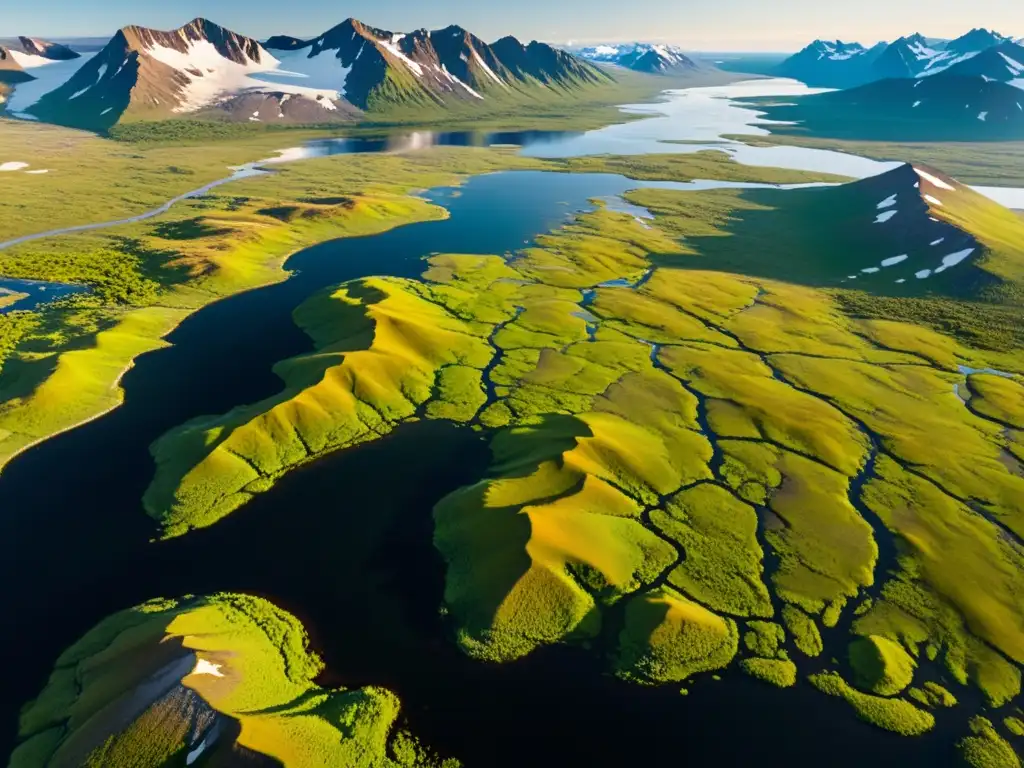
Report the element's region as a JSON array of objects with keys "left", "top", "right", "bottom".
[{"left": 0, "top": 277, "right": 89, "bottom": 312}]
